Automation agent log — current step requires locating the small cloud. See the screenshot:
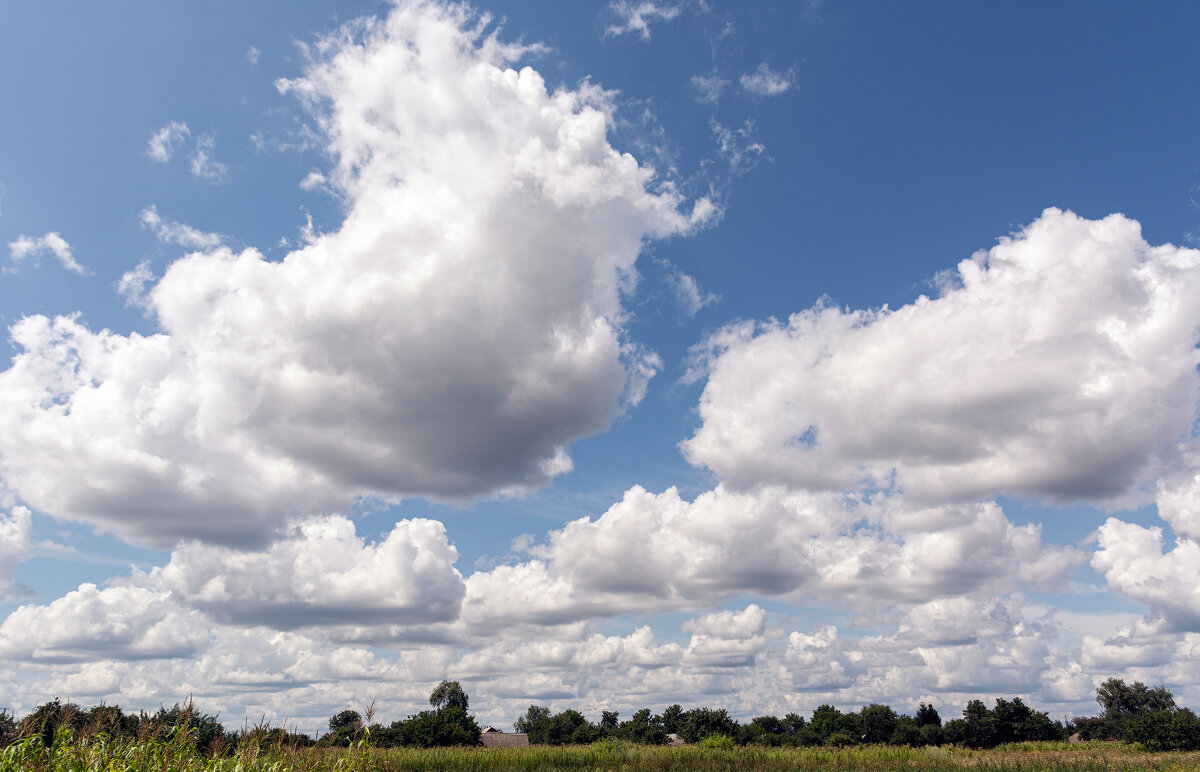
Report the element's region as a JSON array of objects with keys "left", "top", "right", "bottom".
[
  {"left": 8, "top": 232, "right": 87, "bottom": 275},
  {"left": 189, "top": 132, "right": 229, "bottom": 184},
  {"left": 739, "top": 63, "right": 796, "bottom": 97},
  {"left": 667, "top": 265, "right": 719, "bottom": 317},
  {"left": 246, "top": 45, "right": 261, "bottom": 65},
  {"left": 604, "top": 1, "right": 682, "bottom": 41},
  {"left": 712, "top": 119, "right": 767, "bottom": 174},
  {"left": 690, "top": 73, "right": 729, "bottom": 105},
  {"left": 117, "top": 260, "right": 155, "bottom": 308},
  {"left": 299, "top": 169, "right": 327, "bottom": 191},
  {"left": 146, "top": 121, "right": 191, "bottom": 162},
  {"left": 139, "top": 205, "right": 223, "bottom": 249}
]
